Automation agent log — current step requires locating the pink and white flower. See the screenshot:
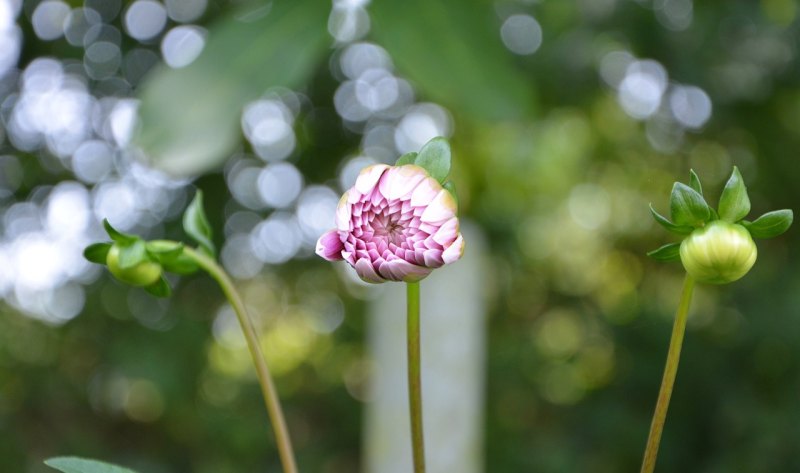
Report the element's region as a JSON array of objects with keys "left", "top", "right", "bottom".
[{"left": 316, "top": 164, "right": 465, "bottom": 283}]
